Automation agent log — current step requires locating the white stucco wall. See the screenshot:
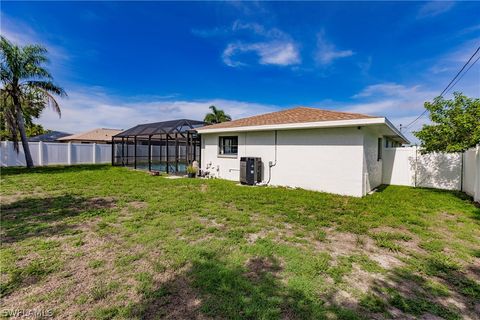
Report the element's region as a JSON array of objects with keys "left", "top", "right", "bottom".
[
  {"left": 362, "top": 128, "right": 383, "bottom": 194},
  {"left": 201, "top": 127, "right": 365, "bottom": 197}
]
